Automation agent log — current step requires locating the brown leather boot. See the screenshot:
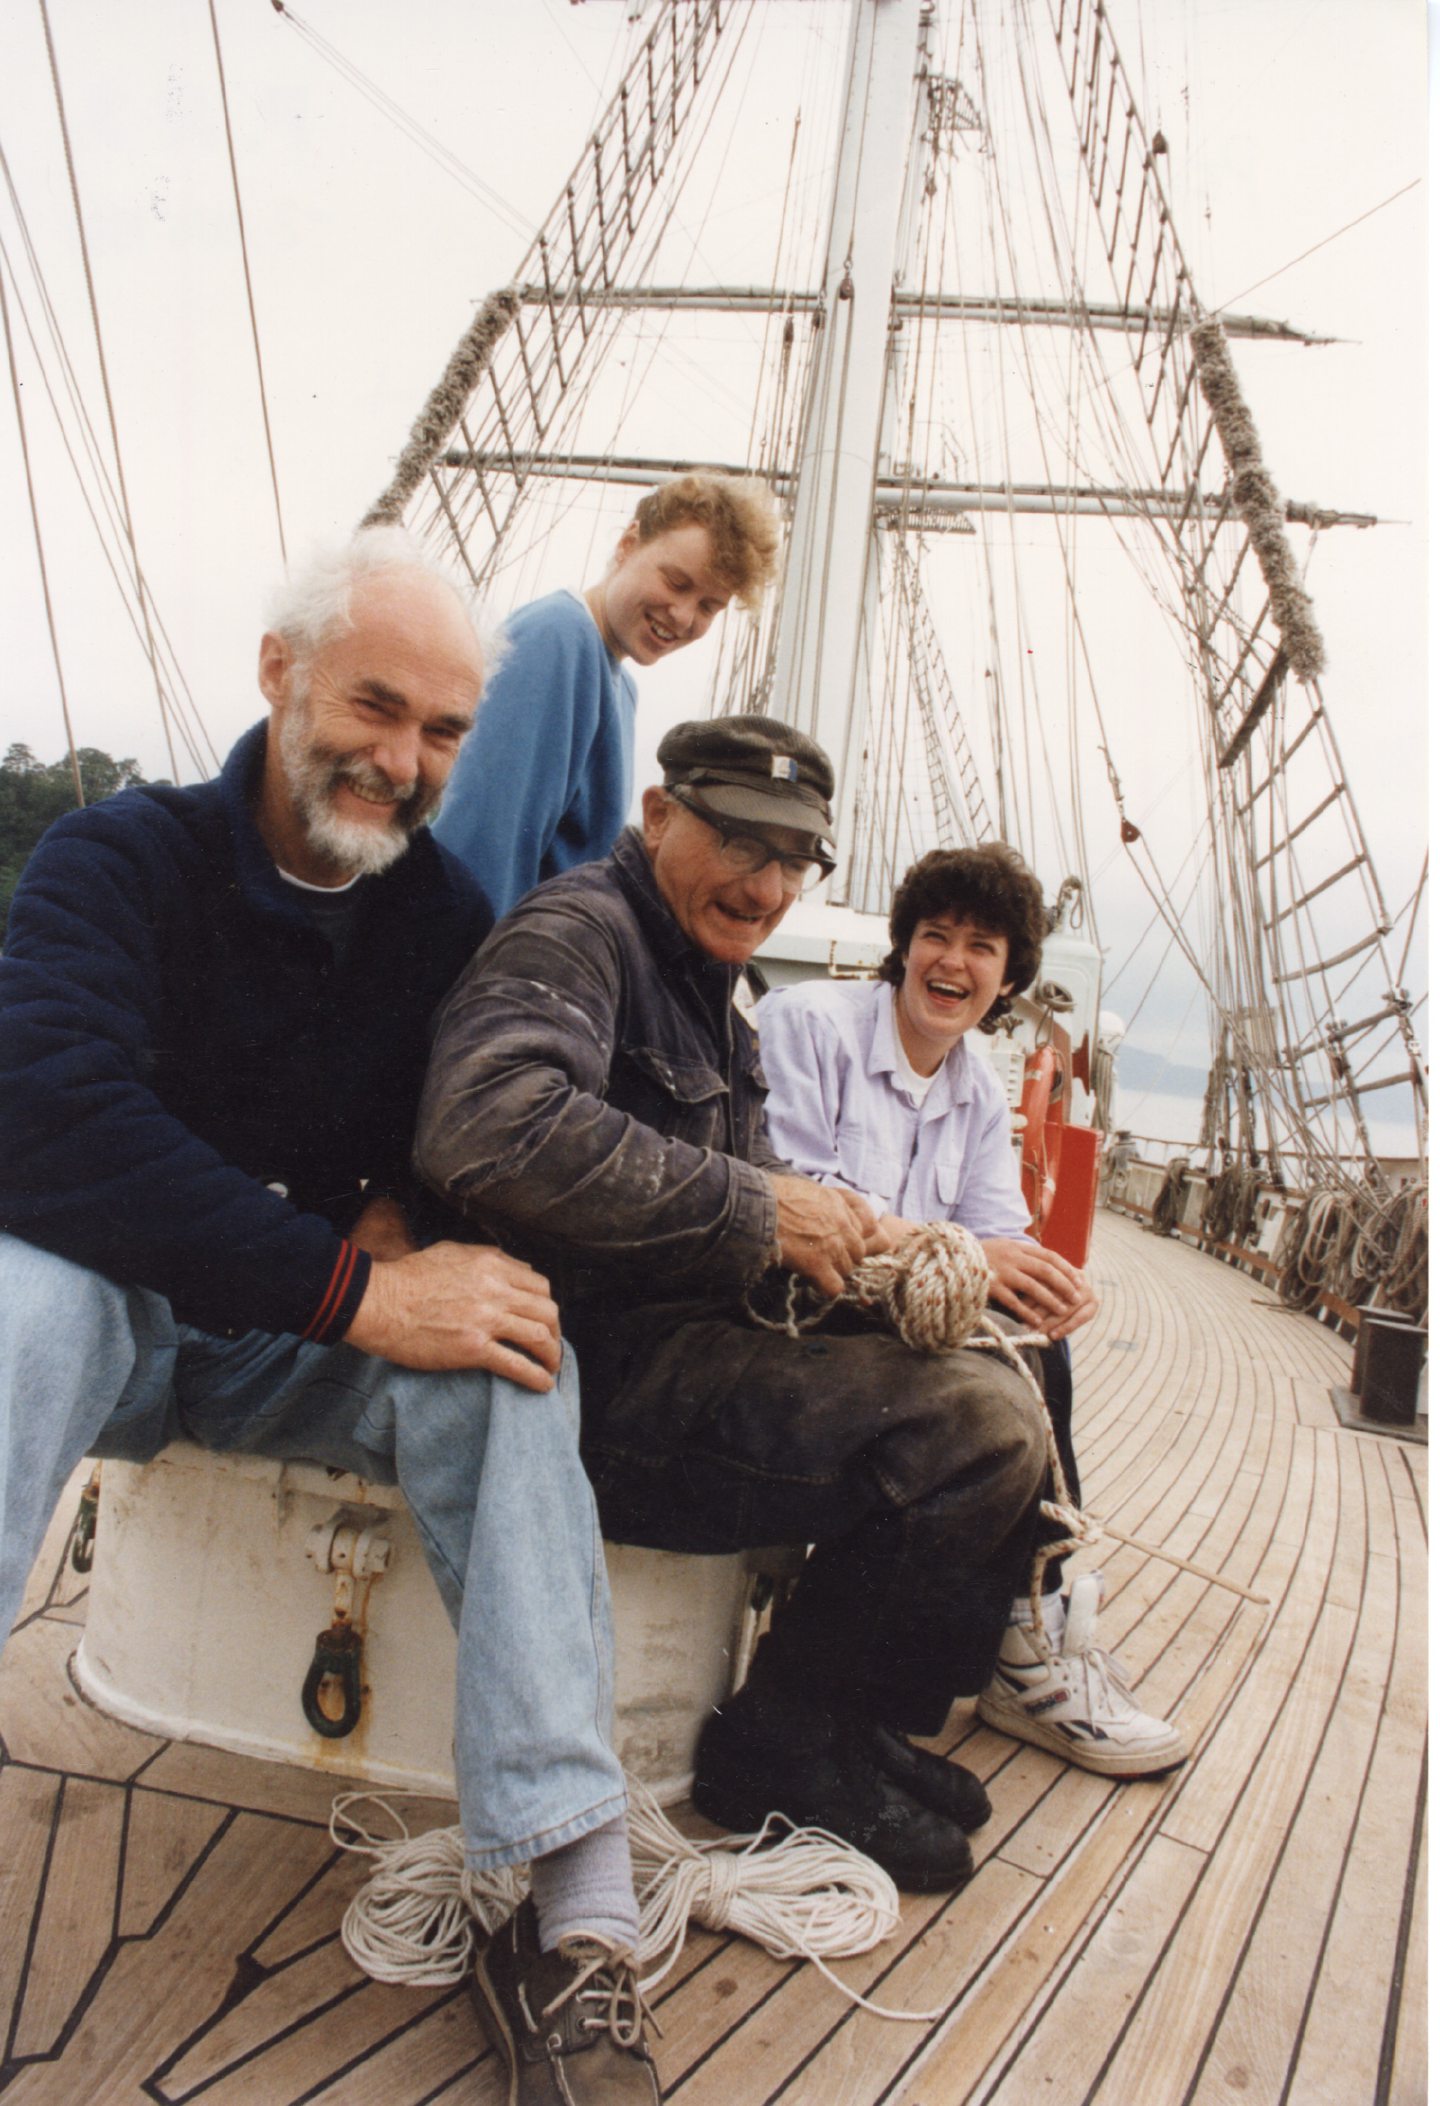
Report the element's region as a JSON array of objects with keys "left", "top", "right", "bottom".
[{"left": 470, "top": 1896, "right": 660, "bottom": 2104}]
